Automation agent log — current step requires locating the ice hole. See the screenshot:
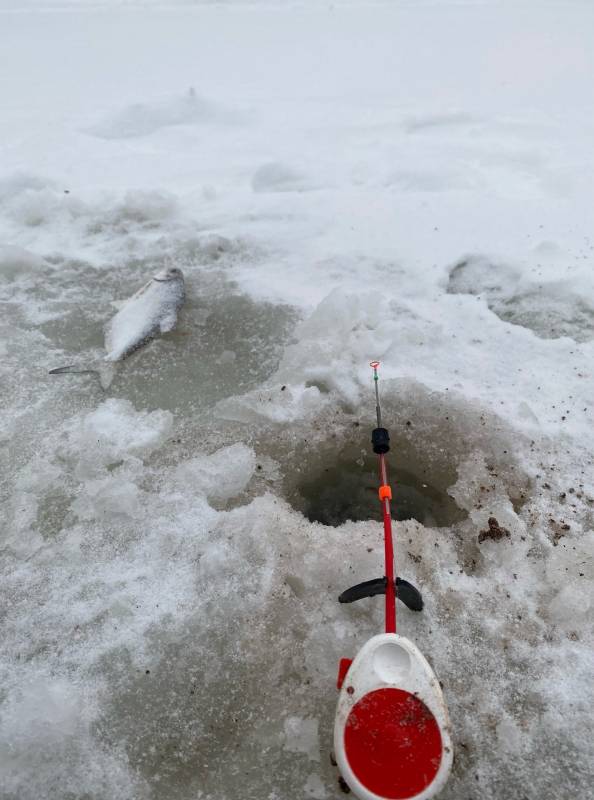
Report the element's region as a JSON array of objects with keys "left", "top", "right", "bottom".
[
  {"left": 276, "top": 385, "right": 530, "bottom": 532},
  {"left": 284, "top": 442, "right": 465, "bottom": 528}
]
